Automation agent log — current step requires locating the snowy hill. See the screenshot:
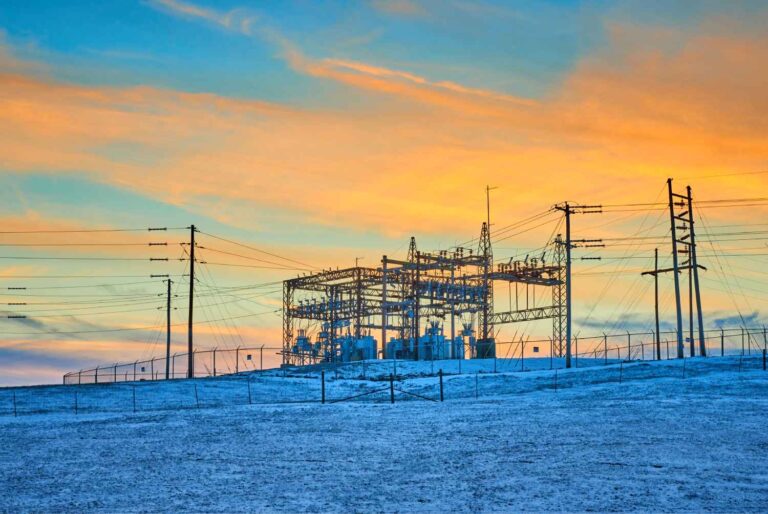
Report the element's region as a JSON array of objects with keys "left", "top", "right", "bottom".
[{"left": 1, "top": 356, "right": 767, "bottom": 512}]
